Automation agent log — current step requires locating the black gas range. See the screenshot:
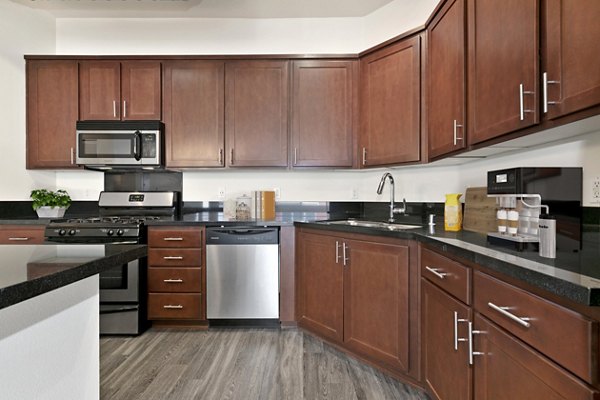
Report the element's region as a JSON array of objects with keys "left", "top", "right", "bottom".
[{"left": 45, "top": 191, "right": 179, "bottom": 335}]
